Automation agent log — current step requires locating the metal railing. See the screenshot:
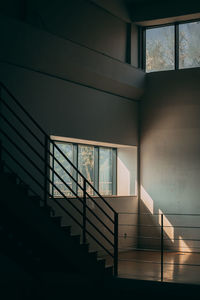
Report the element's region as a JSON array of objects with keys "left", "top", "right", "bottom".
[
  {"left": 116, "top": 211, "right": 200, "bottom": 284},
  {"left": 0, "top": 82, "right": 118, "bottom": 276}
]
